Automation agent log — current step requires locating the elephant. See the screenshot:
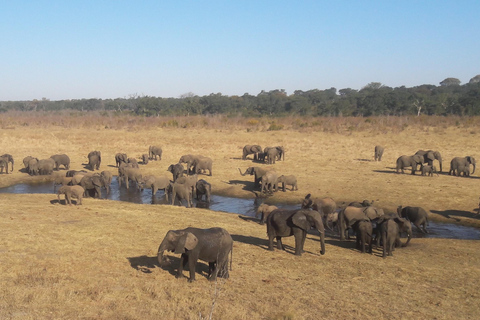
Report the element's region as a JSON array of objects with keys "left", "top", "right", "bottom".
[
  {"left": 141, "top": 154, "right": 149, "bottom": 165},
  {"left": 66, "top": 170, "right": 87, "bottom": 177},
  {"left": 256, "top": 204, "right": 278, "bottom": 224},
  {"left": 261, "top": 170, "right": 278, "bottom": 194},
  {"left": 50, "top": 154, "right": 70, "bottom": 170},
  {"left": 170, "top": 181, "right": 193, "bottom": 208},
  {"left": 115, "top": 153, "right": 128, "bottom": 167},
  {"left": 71, "top": 173, "right": 88, "bottom": 186},
  {"left": 175, "top": 174, "right": 198, "bottom": 198},
  {"left": 277, "top": 175, "right": 298, "bottom": 191},
  {"left": 192, "top": 156, "right": 212, "bottom": 176},
  {"left": 421, "top": 165, "right": 439, "bottom": 177},
  {"left": 379, "top": 217, "right": 412, "bottom": 257},
  {"left": 348, "top": 200, "right": 374, "bottom": 208},
  {"left": 179, "top": 154, "right": 201, "bottom": 174},
  {"left": 27, "top": 158, "right": 39, "bottom": 175},
  {"left": 266, "top": 209, "right": 325, "bottom": 256},
  {"left": 264, "top": 147, "right": 282, "bottom": 164},
  {"left": 372, "top": 214, "right": 412, "bottom": 248},
  {"left": 374, "top": 145, "right": 384, "bottom": 161},
  {"left": 139, "top": 175, "right": 170, "bottom": 200},
  {"left": 80, "top": 174, "right": 110, "bottom": 198},
  {"left": 242, "top": 145, "right": 262, "bottom": 160},
  {"left": 397, "top": 206, "right": 429, "bottom": 234},
  {"left": 353, "top": 220, "right": 373, "bottom": 253},
  {"left": 127, "top": 157, "right": 139, "bottom": 169},
  {"left": 118, "top": 164, "right": 143, "bottom": 189},
  {"left": 37, "top": 158, "right": 55, "bottom": 175},
  {"left": 0, "top": 157, "right": 9, "bottom": 174},
  {"left": 1, "top": 154, "right": 14, "bottom": 172},
  {"left": 415, "top": 150, "right": 443, "bottom": 173},
  {"left": 301, "top": 194, "right": 337, "bottom": 221},
  {"left": 449, "top": 156, "right": 476, "bottom": 176},
  {"left": 149, "top": 145, "right": 162, "bottom": 160},
  {"left": 53, "top": 175, "right": 73, "bottom": 191},
  {"left": 168, "top": 163, "right": 185, "bottom": 182},
  {"left": 88, "top": 151, "right": 101, "bottom": 171},
  {"left": 57, "top": 185, "right": 85, "bottom": 205},
  {"left": 396, "top": 154, "right": 424, "bottom": 174},
  {"left": 157, "top": 227, "right": 233, "bottom": 282},
  {"left": 238, "top": 167, "right": 272, "bottom": 189},
  {"left": 100, "top": 171, "right": 113, "bottom": 194},
  {"left": 195, "top": 179, "right": 211, "bottom": 203},
  {"left": 23, "top": 156, "right": 37, "bottom": 169},
  {"left": 337, "top": 206, "right": 384, "bottom": 241}
]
